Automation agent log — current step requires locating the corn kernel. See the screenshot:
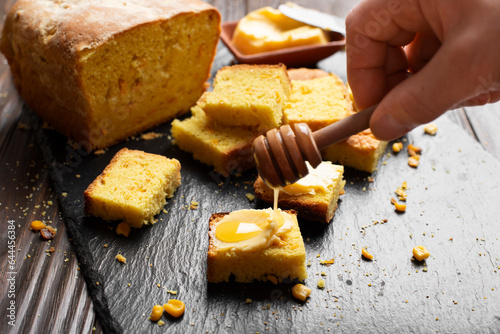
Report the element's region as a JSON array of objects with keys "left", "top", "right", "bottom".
[
  {"left": 361, "top": 248, "right": 374, "bottom": 260},
  {"left": 407, "top": 144, "right": 422, "bottom": 156},
  {"left": 408, "top": 156, "right": 420, "bottom": 168},
  {"left": 391, "top": 198, "right": 406, "bottom": 212},
  {"left": 413, "top": 246, "right": 430, "bottom": 261},
  {"left": 163, "top": 300, "right": 185, "bottom": 318},
  {"left": 150, "top": 305, "right": 163, "bottom": 322},
  {"left": 30, "top": 220, "right": 46, "bottom": 231},
  {"left": 424, "top": 123, "right": 438, "bottom": 135},
  {"left": 292, "top": 284, "right": 312, "bottom": 301},
  {"left": 116, "top": 222, "right": 131, "bottom": 237},
  {"left": 392, "top": 142, "right": 403, "bottom": 153}
]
